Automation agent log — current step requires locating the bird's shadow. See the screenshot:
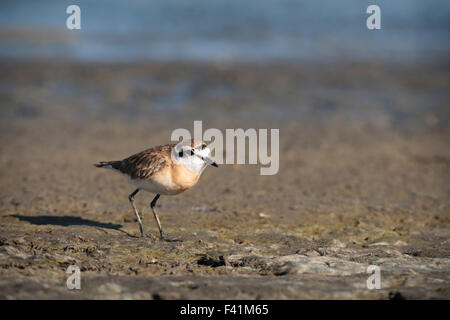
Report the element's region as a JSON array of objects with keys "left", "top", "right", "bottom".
[{"left": 10, "top": 214, "right": 138, "bottom": 238}]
